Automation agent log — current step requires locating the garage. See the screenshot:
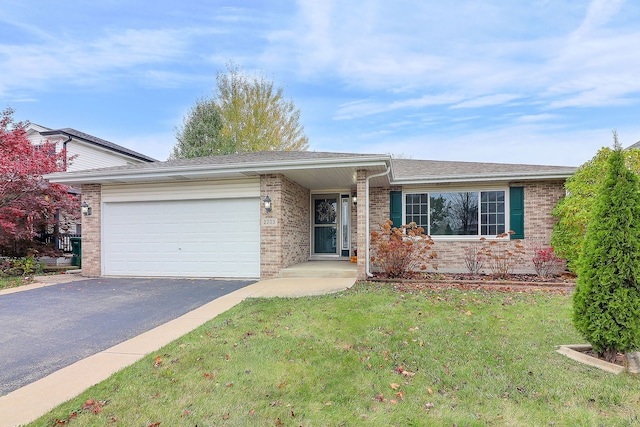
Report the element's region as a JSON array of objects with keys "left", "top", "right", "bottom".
[{"left": 101, "top": 180, "right": 260, "bottom": 278}]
